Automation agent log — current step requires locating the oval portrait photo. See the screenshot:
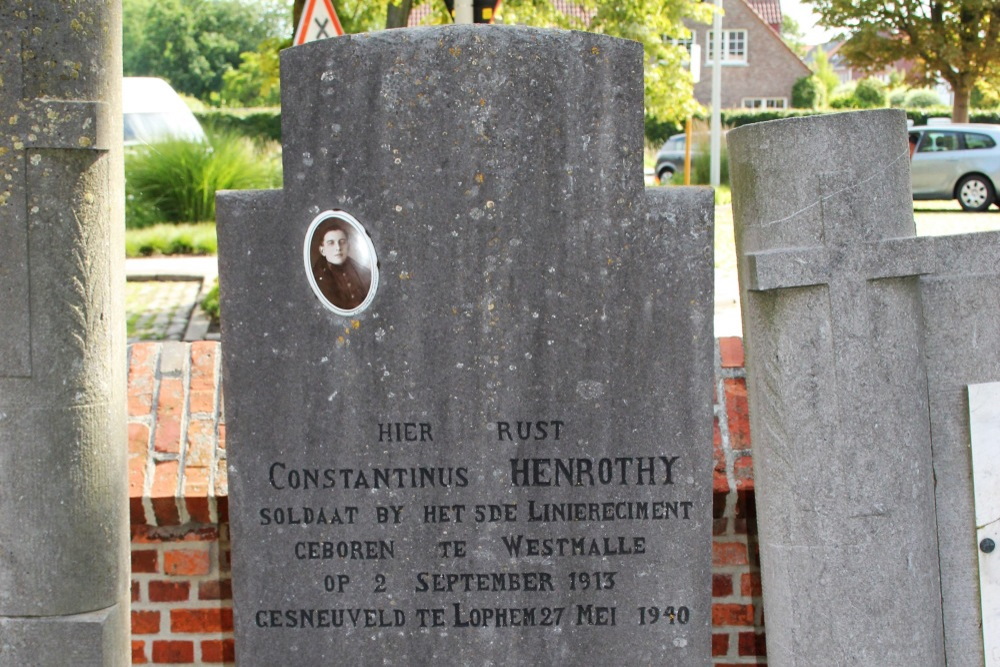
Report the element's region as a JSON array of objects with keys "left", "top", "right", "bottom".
[{"left": 304, "top": 210, "right": 379, "bottom": 315}]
